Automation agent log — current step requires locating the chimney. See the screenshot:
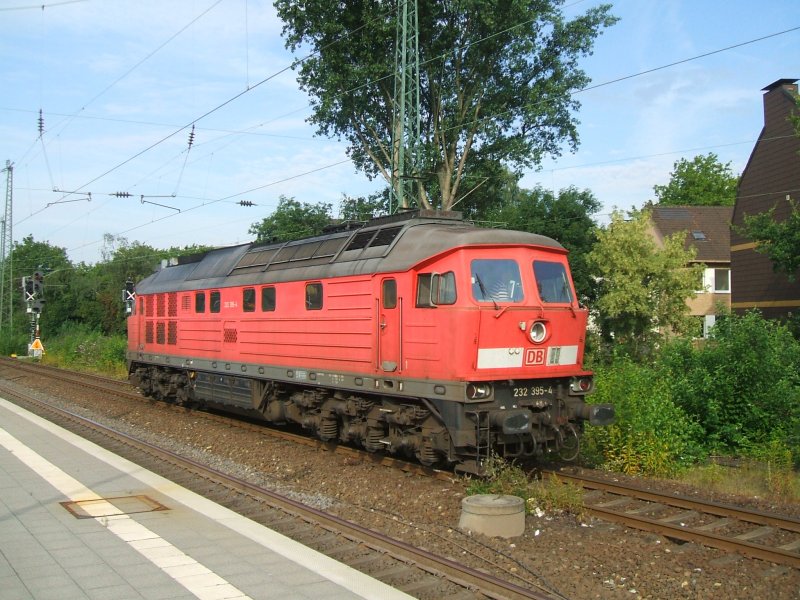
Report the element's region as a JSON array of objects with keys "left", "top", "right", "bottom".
[{"left": 761, "top": 78, "right": 799, "bottom": 133}]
